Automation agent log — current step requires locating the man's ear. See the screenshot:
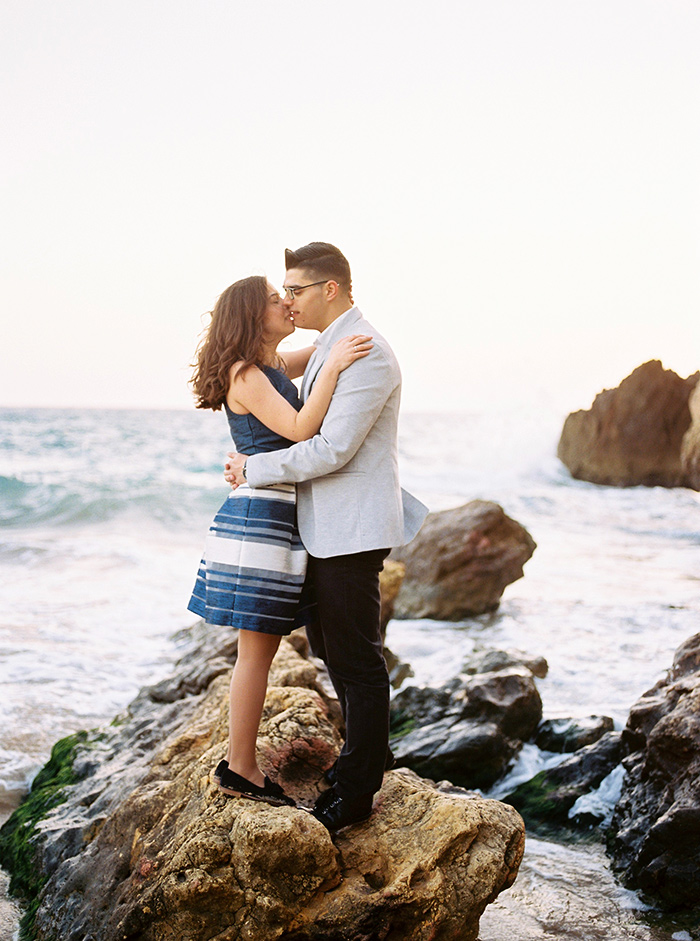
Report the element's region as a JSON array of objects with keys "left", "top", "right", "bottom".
[{"left": 325, "top": 280, "right": 340, "bottom": 301}]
